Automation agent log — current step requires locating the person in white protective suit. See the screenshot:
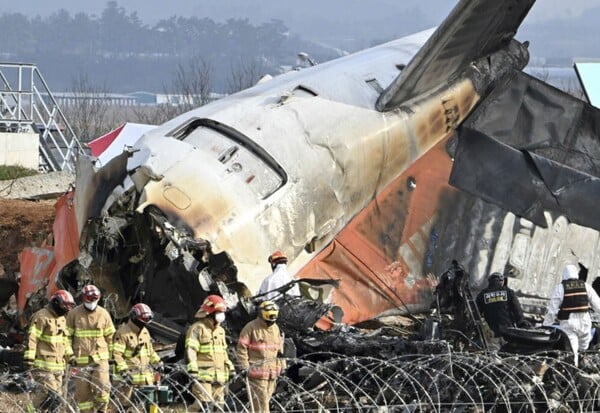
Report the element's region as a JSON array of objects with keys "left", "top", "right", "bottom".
[
  {"left": 257, "top": 250, "right": 300, "bottom": 299},
  {"left": 543, "top": 264, "right": 600, "bottom": 366}
]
